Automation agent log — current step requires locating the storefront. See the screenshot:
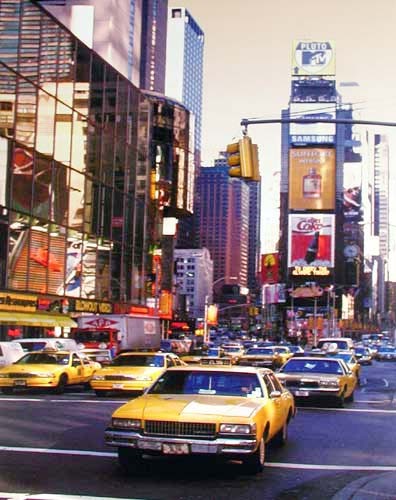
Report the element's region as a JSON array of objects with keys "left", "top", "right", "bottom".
[{"left": 0, "top": 292, "right": 77, "bottom": 340}]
